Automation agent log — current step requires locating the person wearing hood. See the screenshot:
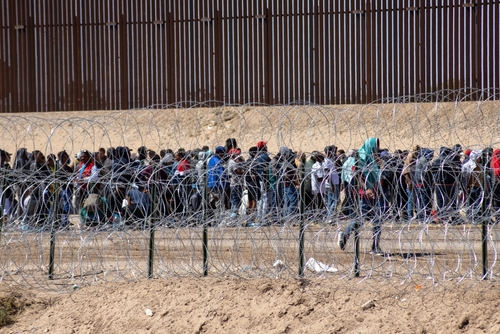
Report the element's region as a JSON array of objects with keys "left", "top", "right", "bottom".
[
  {"left": 338, "top": 137, "right": 385, "bottom": 256},
  {"left": 413, "top": 148, "right": 435, "bottom": 222}
]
